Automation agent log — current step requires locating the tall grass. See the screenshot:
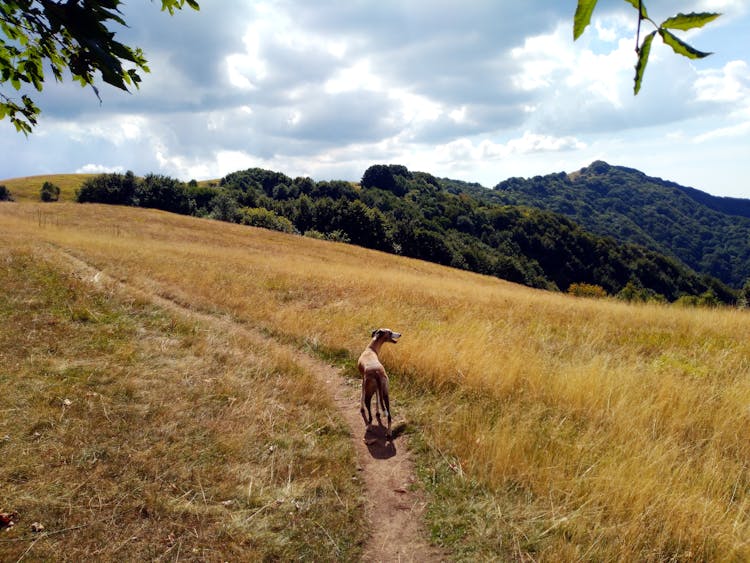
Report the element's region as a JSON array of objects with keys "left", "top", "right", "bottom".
[{"left": 2, "top": 201, "right": 749, "bottom": 560}]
